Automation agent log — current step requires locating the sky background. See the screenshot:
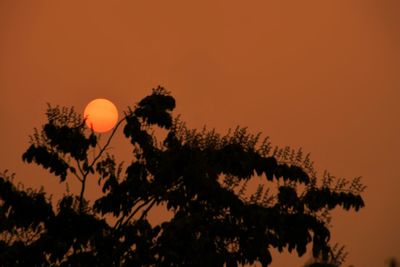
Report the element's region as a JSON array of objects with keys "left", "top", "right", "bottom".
[{"left": 0, "top": 1, "right": 399, "bottom": 266}]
